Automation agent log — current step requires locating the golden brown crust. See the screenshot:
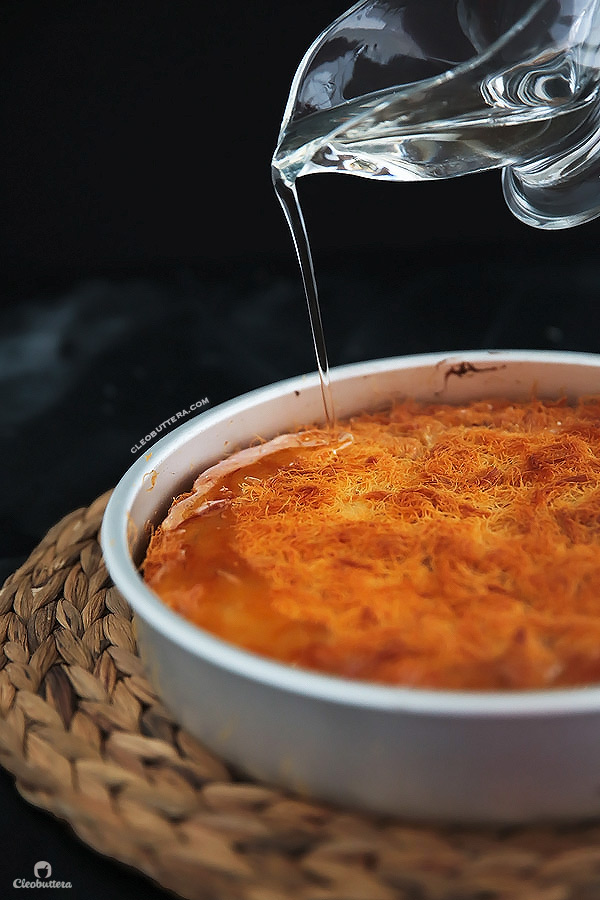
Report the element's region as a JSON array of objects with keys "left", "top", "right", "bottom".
[
  {"left": 144, "top": 397, "right": 600, "bottom": 690},
  {"left": 159, "top": 431, "right": 330, "bottom": 531}
]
